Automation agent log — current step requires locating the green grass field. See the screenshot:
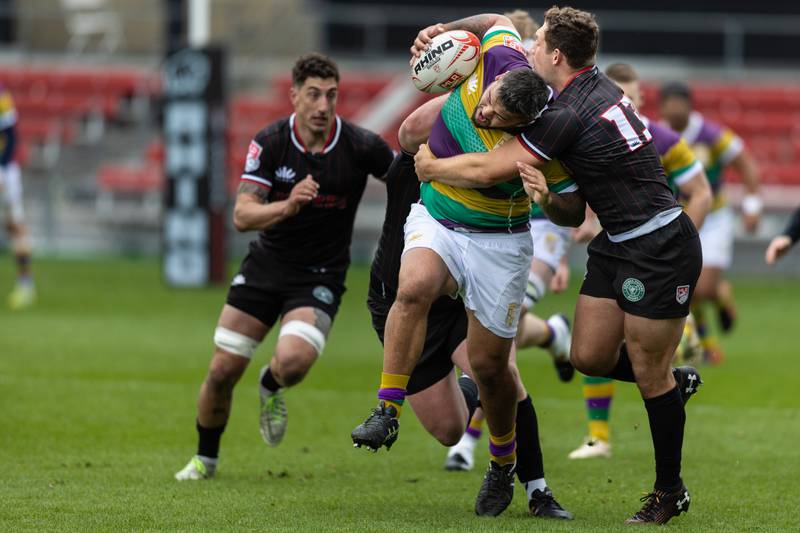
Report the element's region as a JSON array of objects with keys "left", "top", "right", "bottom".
[{"left": 1, "top": 258, "right": 798, "bottom": 531}]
